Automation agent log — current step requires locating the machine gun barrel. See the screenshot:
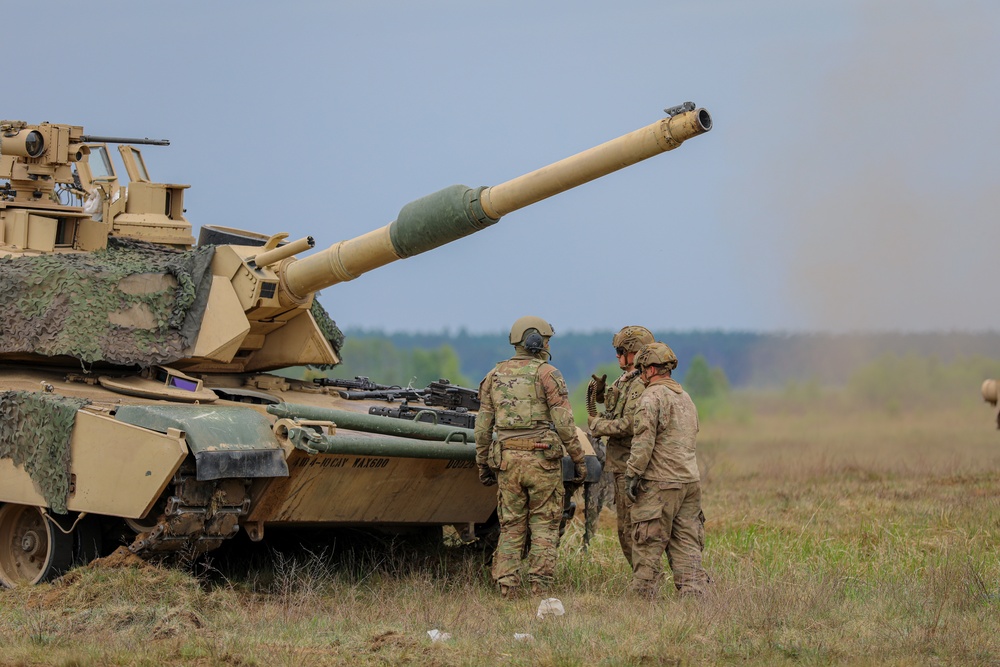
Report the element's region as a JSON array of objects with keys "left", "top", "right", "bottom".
[
  {"left": 281, "top": 106, "right": 712, "bottom": 299},
  {"left": 268, "top": 402, "right": 474, "bottom": 443},
  {"left": 338, "top": 388, "right": 426, "bottom": 402},
  {"left": 79, "top": 135, "right": 170, "bottom": 146}
]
